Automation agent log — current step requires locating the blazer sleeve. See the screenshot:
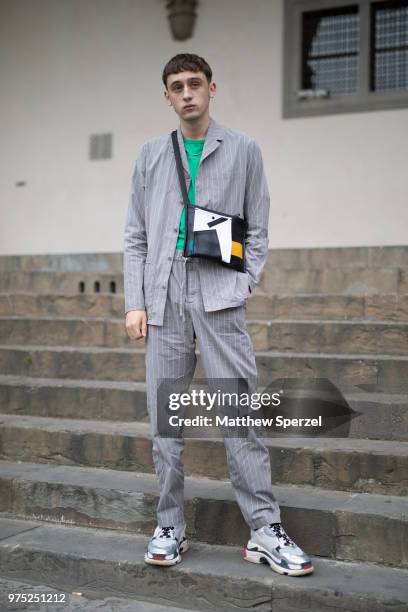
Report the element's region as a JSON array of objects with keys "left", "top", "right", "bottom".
[
  {"left": 123, "top": 144, "right": 148, "bottom": 314},
  {"left": 243, "top": 139, "right": 270, "bottom": 292}
]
